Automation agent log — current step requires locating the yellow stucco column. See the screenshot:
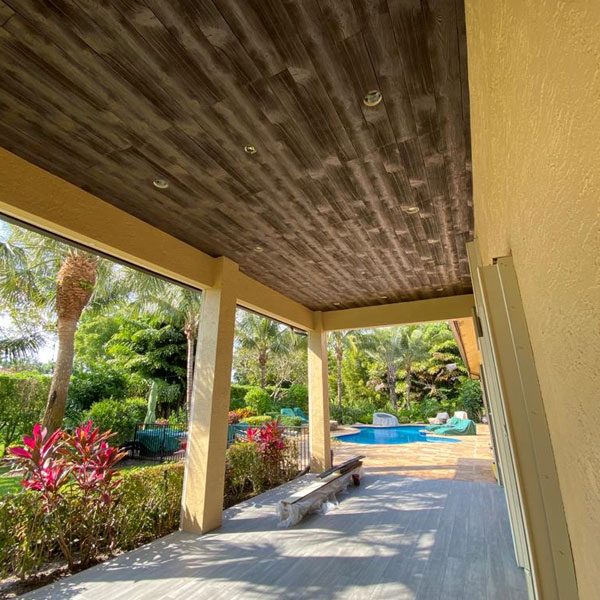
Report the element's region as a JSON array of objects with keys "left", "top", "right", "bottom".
[
  {"left": 308, "top": 312, "right": 332, "bottom": 472},
  {"left": 180, "top": 258, "right": 238, "bottom": 534}
]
